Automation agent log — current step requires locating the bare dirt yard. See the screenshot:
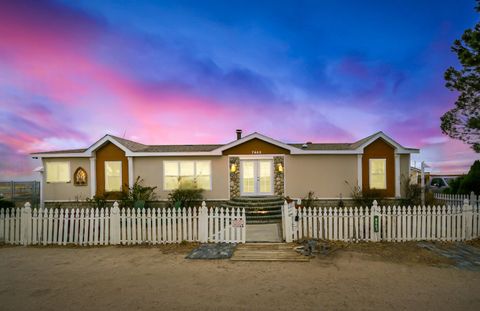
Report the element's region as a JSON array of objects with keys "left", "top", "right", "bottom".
[{"left": 1, "top": 242, "right": 480, "bottom": 311}]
